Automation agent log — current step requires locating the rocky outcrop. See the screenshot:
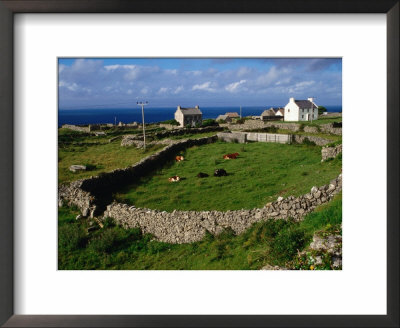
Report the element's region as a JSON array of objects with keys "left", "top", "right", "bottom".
[
  {"left": 103, "top": 175, "right": 342, "bottom": 244},
  {"left": 321, "top": 144, "right": 342, "bottom": 161}
]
